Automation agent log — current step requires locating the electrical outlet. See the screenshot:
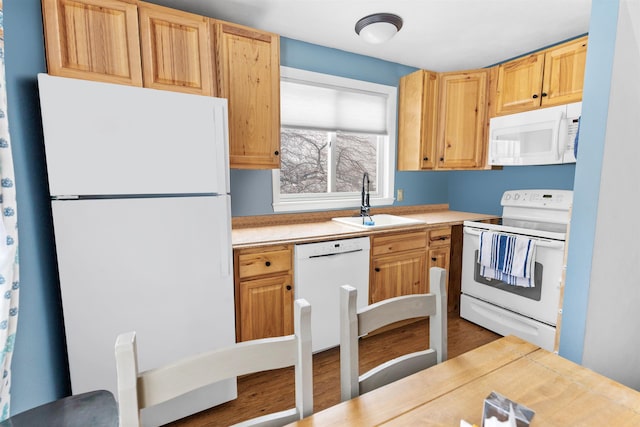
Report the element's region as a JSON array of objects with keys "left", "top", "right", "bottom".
[{"left": 397, "top": 189, "right": 404, "bottom": 201}]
